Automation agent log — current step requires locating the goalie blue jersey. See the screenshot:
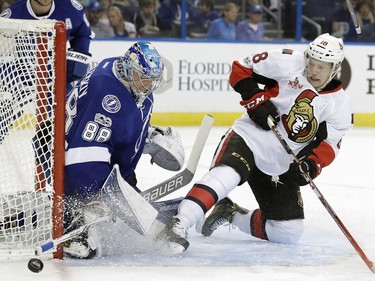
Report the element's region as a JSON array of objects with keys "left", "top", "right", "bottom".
[
  {"left": 0, "top": 0, "right": 92, "bottom": 53},
  {"left": 64, "top": 57, "right": 154, "bottom": 197}
]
